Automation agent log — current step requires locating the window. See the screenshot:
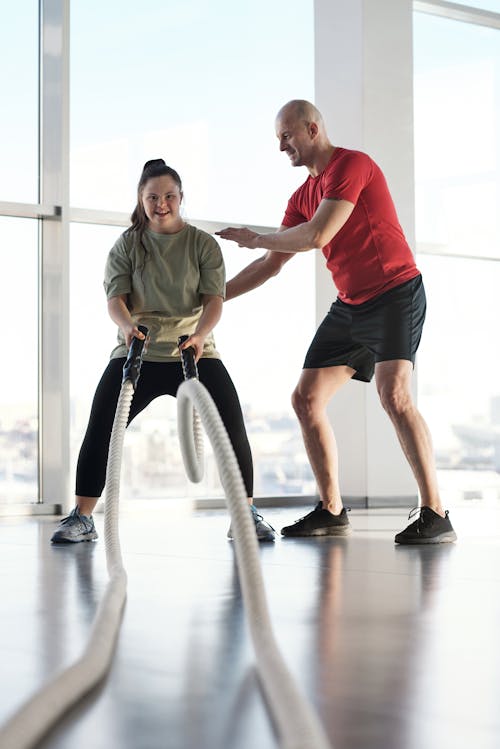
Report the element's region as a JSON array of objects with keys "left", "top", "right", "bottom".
[
  {"left": 70, "top": 0, "right": 314, "bottom": 226},
  {"left": 0, "top": 218, "right": 38, "bottom": 503},
  {"left": 70, "top": 1, "right": 315, "bottom": 500},
  {"left": 0, "top": 2, "right": 41, "bottom": 505},
  {"left": 414, "top": 8, "right": 500, "bottom": 503},
  {"left": 0, "top": 0, "right": 38, "bottom": 203}
]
